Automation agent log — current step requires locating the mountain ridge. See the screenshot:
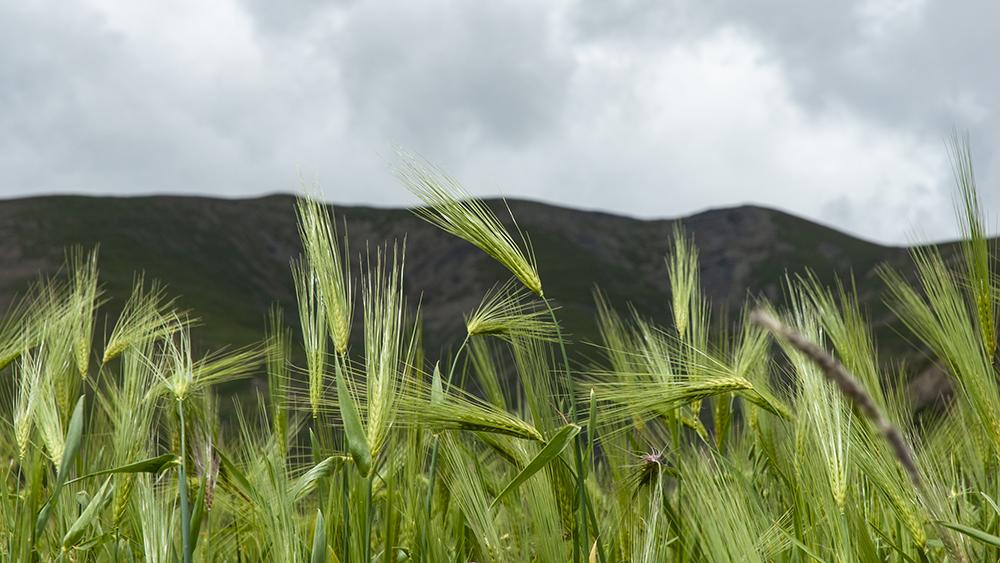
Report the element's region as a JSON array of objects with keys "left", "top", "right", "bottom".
[{"left": 6, "top": 191, "right": 922, "bottom": 246}]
